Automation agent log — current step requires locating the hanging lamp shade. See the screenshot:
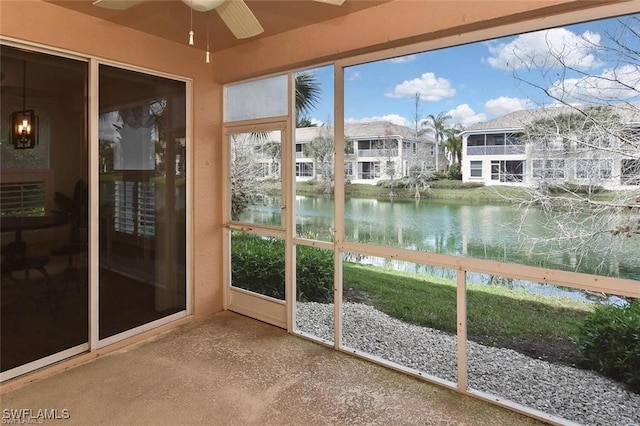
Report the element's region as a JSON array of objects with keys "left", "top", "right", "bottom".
[{"left": 11, "top": 60, "right": 38, "bottom": 149}]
